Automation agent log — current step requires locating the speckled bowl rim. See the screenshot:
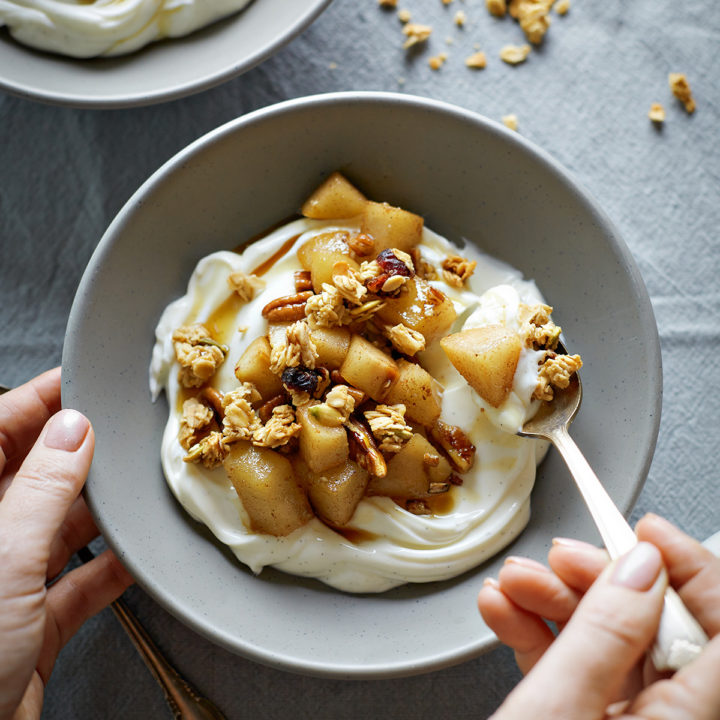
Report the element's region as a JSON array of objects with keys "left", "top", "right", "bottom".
[
  {"left": 0, "top": 0, "right": 331, "bottom": 109},
  {"left": 63, "top": 91, "right": 662, "bottom": 678}
]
